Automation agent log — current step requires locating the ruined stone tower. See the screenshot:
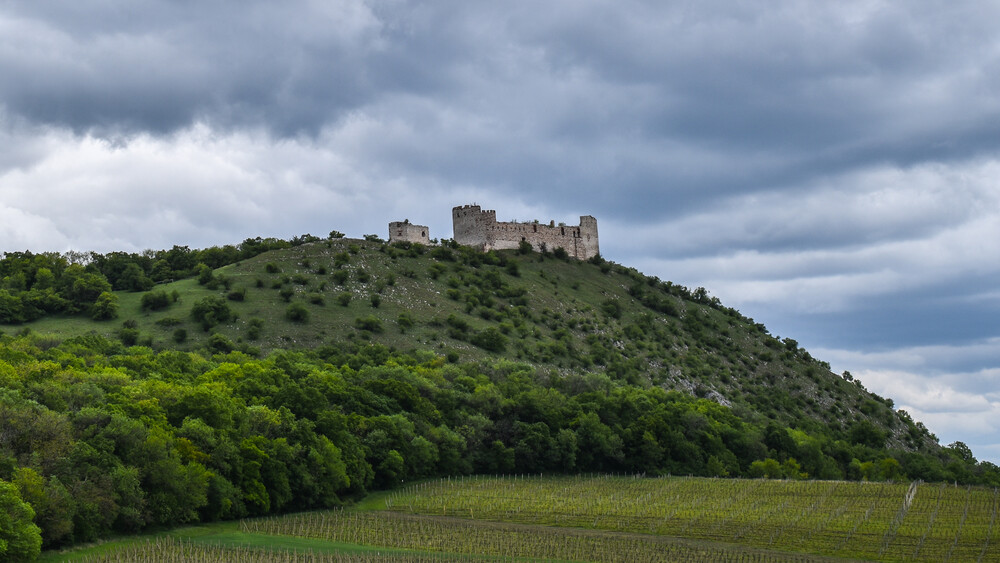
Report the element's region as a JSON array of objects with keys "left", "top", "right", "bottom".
[
  {"left": 452, "top": 205, "right": 599, "bottom": 260},
  {"left": 388, "top": 220, "right": 430, "bottom": 245}
]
